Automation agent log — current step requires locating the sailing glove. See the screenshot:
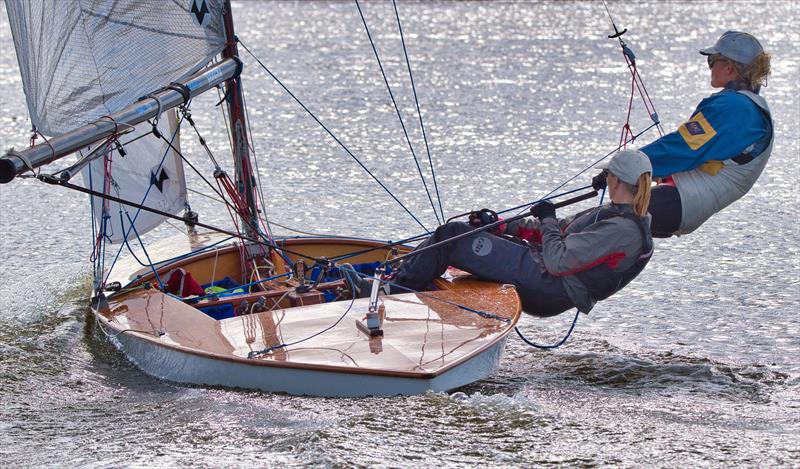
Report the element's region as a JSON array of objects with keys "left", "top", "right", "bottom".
[
  {"left": 592, "top": 169, "right": 608, "bottom": 191},
  {"left": 530, "top": 201, "right": 556, "bottom": 220},
  {"left": 468, "top": 208, "right": 506, "bottom": 235},
  {"left": 468, "top": 208, "right": 499, "bottom": 228}
]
